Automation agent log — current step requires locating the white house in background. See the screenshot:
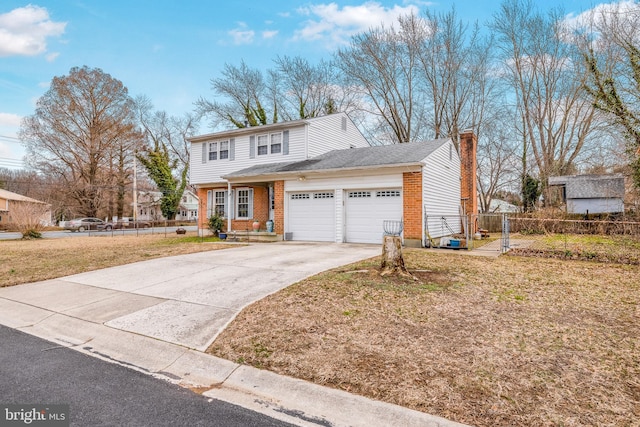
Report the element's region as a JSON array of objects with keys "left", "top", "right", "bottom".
[
  {"left": 548, "top": 173, "right": 625, "bottom": 214},
  {"left": 176, "top": 189, "right": 199, "bottom": 221},
  {"left": 489, "top": 199, "right": 519, "bottom": 213},
  {"left": 188, "top": 112, "right": 477, "bottom": 247},
  {"left": 136, "top": 189, "right": 199, "bottom": 221},
  {"left": 0, "top": 189, "right": 52, "bottom": 227}
]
